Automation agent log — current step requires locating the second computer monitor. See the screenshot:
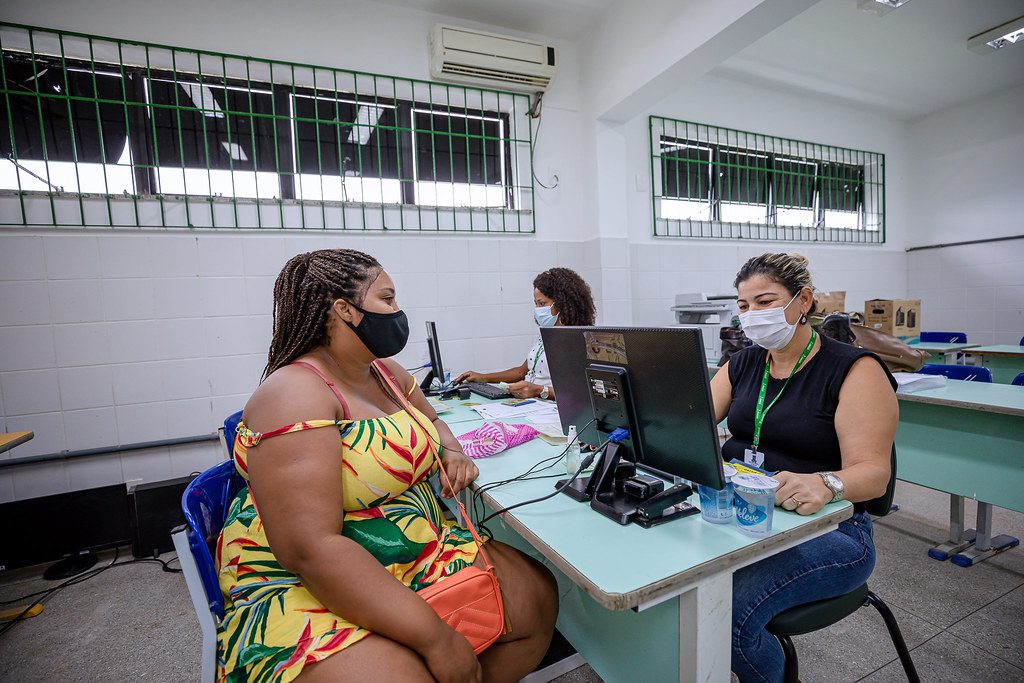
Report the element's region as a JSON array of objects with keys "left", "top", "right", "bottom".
[
  {"left": 421, "top": 321, "right": 446, "bottom": 393},
  {"left": 541, "top": 326, "right": 725, "bottom": 491}
]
